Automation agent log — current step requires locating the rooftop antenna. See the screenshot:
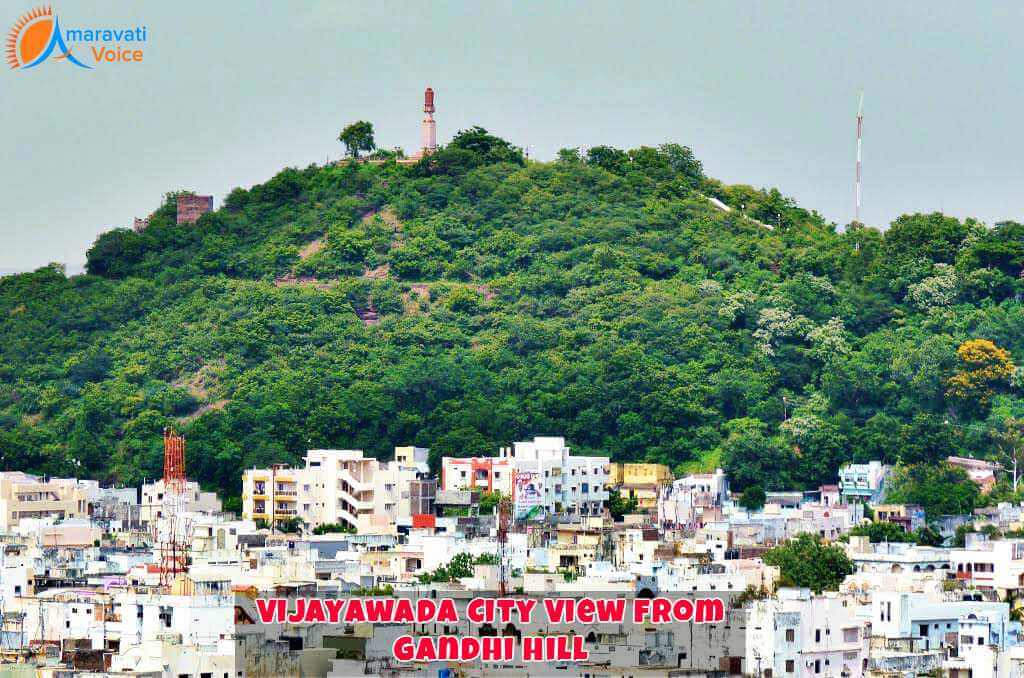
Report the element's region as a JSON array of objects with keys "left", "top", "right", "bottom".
[{"left": 855, "top": 90, "right": 864, "bottom": 223}]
